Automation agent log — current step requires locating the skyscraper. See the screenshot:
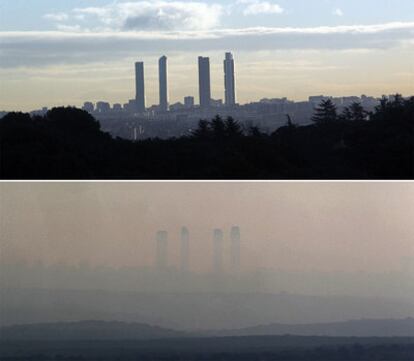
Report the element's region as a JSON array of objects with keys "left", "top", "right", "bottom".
[
  {"left": 155, "top": 230, "right": 168, "bottom": 270},
  {"left": 135, "top": 62, "right": 146, "bottom": 113},
  {"left": 224, "top": 52, "right": 236, "bottom": 106},
  {"left": 230, "top": 226, "right": 241, "bottom": 272},
  {"left": 159, "top": 56, "right": 169, "bottom": 112},
  {"left": 213, "top": 229, "right": 223, "bottom": 273},
  {"left": 198, "top": 56, "right": 211, "bottom": 109},
  {"left": 180, "top": 227, "right": 190, "bottom": 272}
]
